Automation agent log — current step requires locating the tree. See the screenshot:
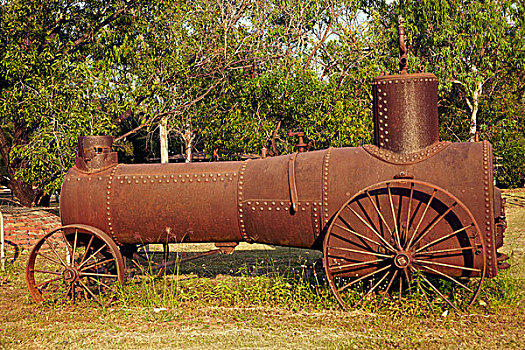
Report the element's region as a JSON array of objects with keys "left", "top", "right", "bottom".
[
  {"left": 194, "top": 0, "right": 384, "bottom": 158},
  {"left": 0, "top": 0, "right": 136, "bottom": 206},
  {"left": 367, "top": 0, "right": 519, "bottom": 141}
]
